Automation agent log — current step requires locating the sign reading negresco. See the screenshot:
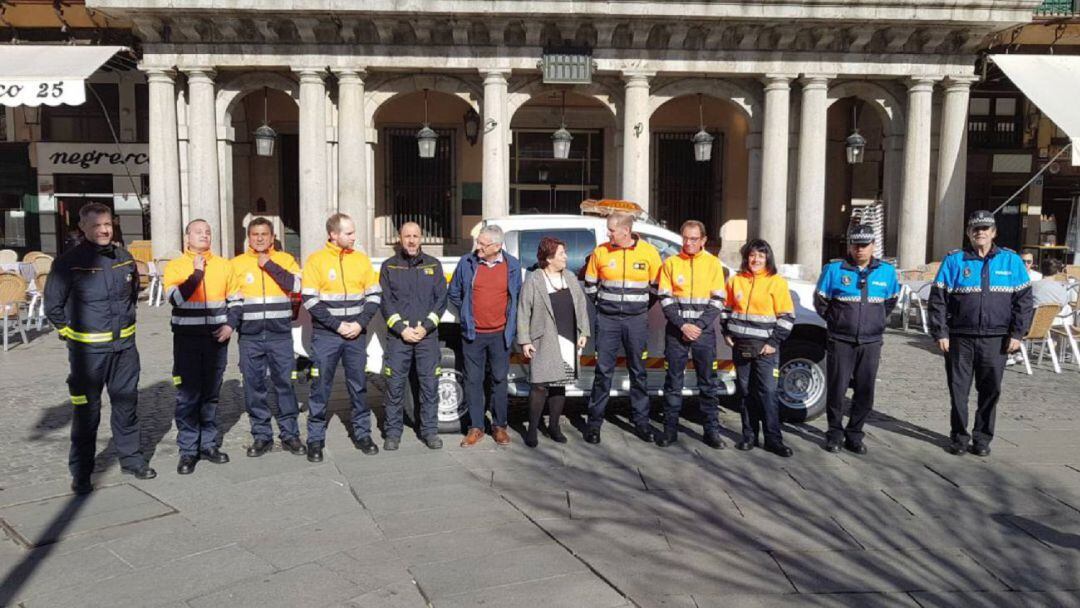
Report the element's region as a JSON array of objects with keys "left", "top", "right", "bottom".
[
  {"left": 37, "top": 143, "right": 149, "bottom": 176},
  {"left": 49, "top": 150, "right": 149, "bottom": 170}
]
